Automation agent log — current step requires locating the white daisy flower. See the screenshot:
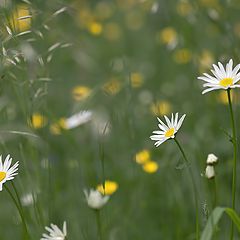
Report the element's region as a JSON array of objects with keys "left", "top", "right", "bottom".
[
  {"left": 41, "top": 221, "right": 67, "bottom": 240},
  {"left": 0, "top": 154, "right": 19, "bottom": 191},
  {"left": 206, "top": 153, "right": 218, "bottom": 165},
  {"left": 84, "top": 188, "right": 110, "bottom": 210},
  {"left": 65, "top": 110, "right": 92, "bottom": 129},
  {"left": 150, "top": 113, "right": 186, "bottom": 147},
  {"left": 198, "top": 59, "right": 240, "bottom": 94}
]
